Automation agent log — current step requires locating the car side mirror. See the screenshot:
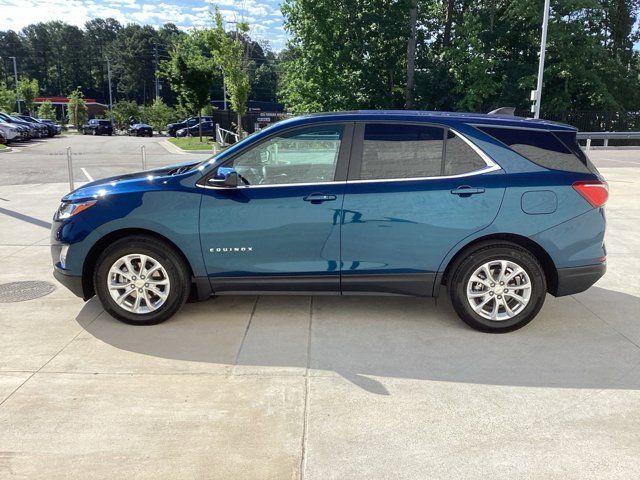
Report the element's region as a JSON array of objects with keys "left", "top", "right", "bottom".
[{"left": 209, "top": 167, "right": 239, "bottom": 188}]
